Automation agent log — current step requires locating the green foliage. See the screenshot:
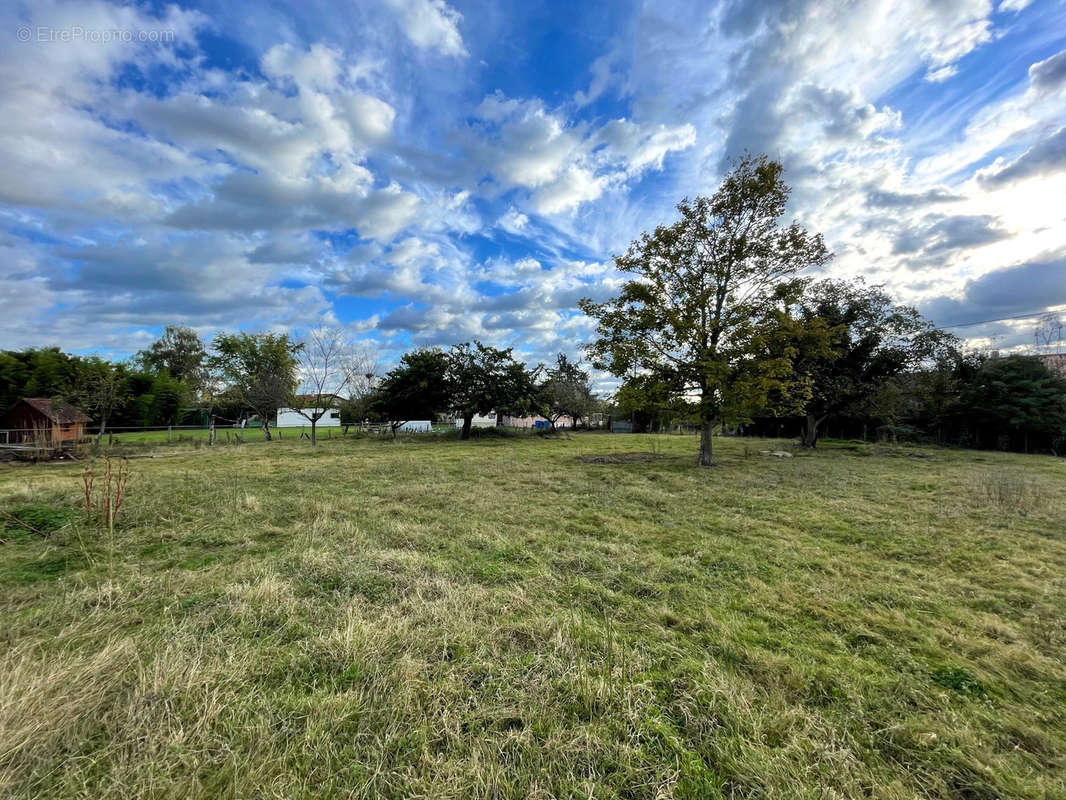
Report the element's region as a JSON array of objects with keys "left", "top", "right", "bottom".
[
  {"left": 539, "top": 353, "right": 597, "bottom": 427},
  {"left": 134, "top": 326, "right": 208, "bottom": 394},
  {"left": 2, "top": 504, "right": 73, "bottom": 537},
  {"left": 373, "top": 348, "right": 451, "bottom": 429},
  {"left": 954, "top": 355, "right": 1066, "bottom": 449},
  {"left": 612, "top": 373, "right": 696, "bottom": 432},
  {"left": 0, "top": 348, "right": 82, "bottom": 414},
  {"left": 931, "top": 666, "right": 987, "bottom": 698},
  {"left": 446, "top": 341, "right": 537, "bottom": 438},
  {"left": 789, "top": 278, "right": 955, "bottom": 447},
  {"left": 210, "top": 332, "right": 300, "bottom": 427},
  {"left": 580, "top": 154, "right": 831, "bottom": 465}
]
